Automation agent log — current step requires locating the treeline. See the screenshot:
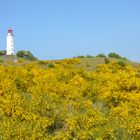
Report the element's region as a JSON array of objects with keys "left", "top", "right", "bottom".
[
  {"left": 75, "top": 52, "right": 128, "bottom": 60},
  {"left": 0, "top": 50, "right": 127, "bottom": 62},
  {"left": 0, "top": 50, "right": 37, "bottom": 61}
]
